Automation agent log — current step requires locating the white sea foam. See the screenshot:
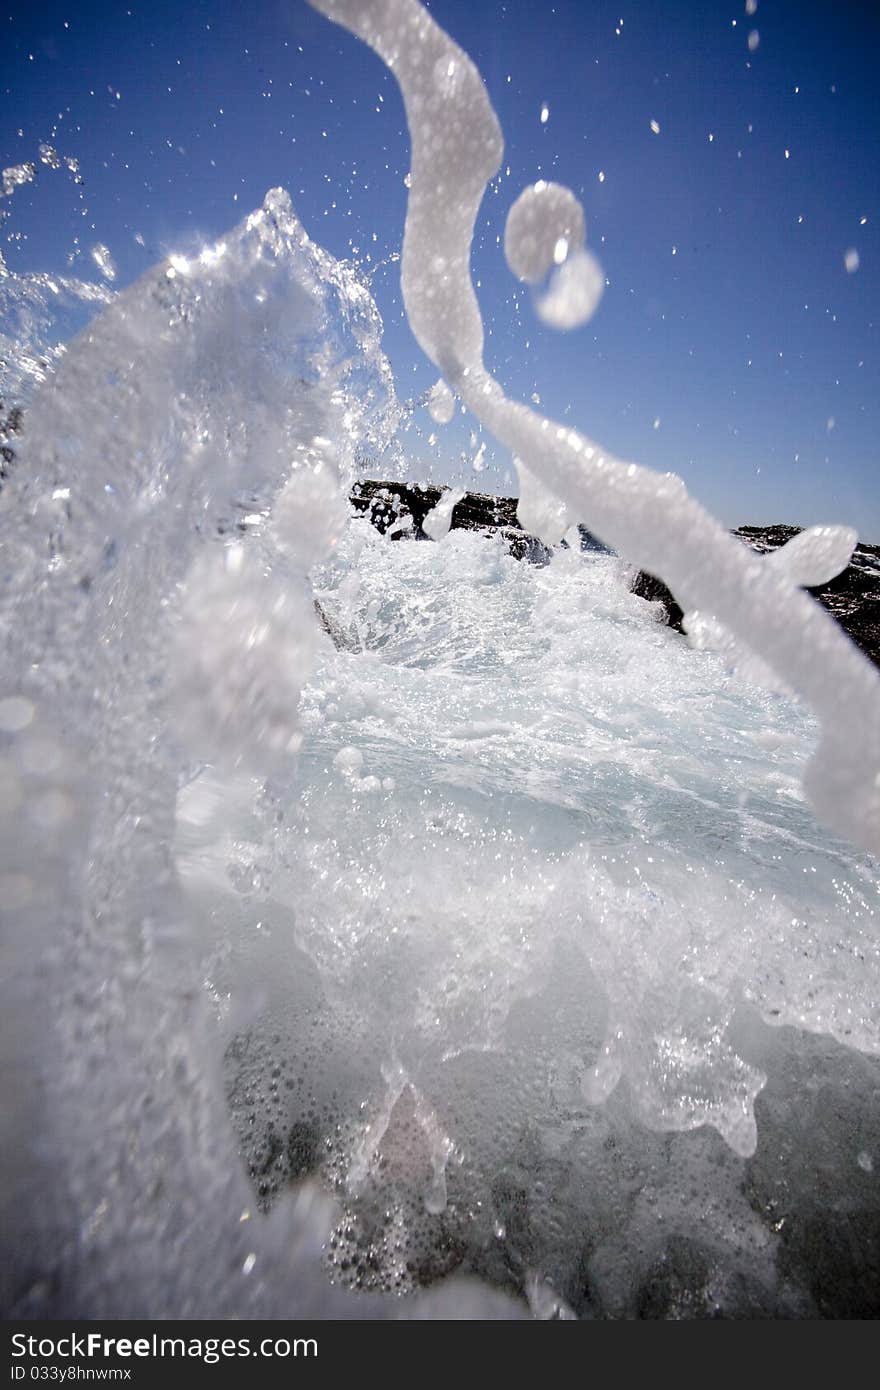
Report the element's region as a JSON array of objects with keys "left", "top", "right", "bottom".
[
  {"left": 195, "top": 521, "right": 880, "bottom": 1300},
  {"left": 310, "top": 0, "right": 880, "bottom": 860}
]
